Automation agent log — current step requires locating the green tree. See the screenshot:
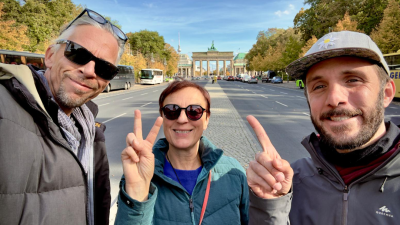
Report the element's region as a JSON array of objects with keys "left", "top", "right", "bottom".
[
  {"left": 0, "top": 0, "right": 82, "bottom": 52},
  {"left": 127, "top": 30, "right": 168, "bottom": 62},
  {"left": 294, "top": 0, "right": 390, "bottom": 40},
  {"left": 333, "top": 12, "right": 363, "bottom": 32},
  {"left": 0, "top": 2, "right": 30, "bottom": 50},
  {"left": 371, "top": 0, "right": 400, "bottom": 54}
]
